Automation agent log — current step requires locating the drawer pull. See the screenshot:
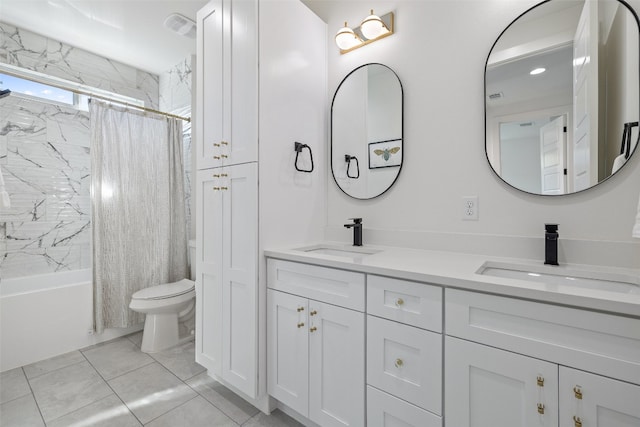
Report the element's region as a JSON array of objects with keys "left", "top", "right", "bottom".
[
  {"left": 214, "top": 156, "right": 221, "bottom": 160},
  {"left": 310, "top": 326, "right": 317, "bottom": 333},
  {"left": 537, "top": 376, "right": 544, "bottom": 387},
  {"left": 220, "top": 173, "right": 228, "bottom": 177},
  {"left": 213, "top": 174, "right": 220, "bottom": 178},
  {"left": 220, "top": 186, "right": 228, "bottom": 190},
  {"left": 310, "top": 310, "right": 318, "bottom": 316},
  {"left": 394, "top": 358, "right": 404, "bottom": 368},
  {"left": 221, "top": 141, "right": 229, "bottom": 145},
  {"left": 573, "top": 386, "right": 583, "bottom": 400},
  {"left": 213, "top": 187, "right": 220, "bottom": 191},
  {"left": 297, "top": 322, "right": 304, "bottom": 328},
  {"left": 214, "top": 143, "right": 221, "bottom": 147},
  {"left": 221, "top": 154, "right": 228, "bottom": 158},
  {"left": 297, "top": 307, "right": 304, "bottom": 312},
  {"left": 395, "top": 298, "right": 404, "bottom": 306},
  {"left": 573, "top": 416, "right": 582, "bottom": 427},
  {"left": 537, "top": 403, "right": 545, "bottom": 415}
]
